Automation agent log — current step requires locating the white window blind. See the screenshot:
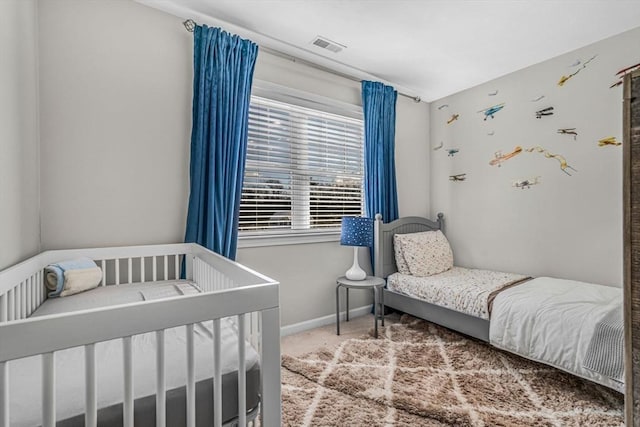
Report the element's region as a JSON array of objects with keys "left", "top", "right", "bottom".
[{"left": 239, "top": 95, "right": 364, "bottom": 234}]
